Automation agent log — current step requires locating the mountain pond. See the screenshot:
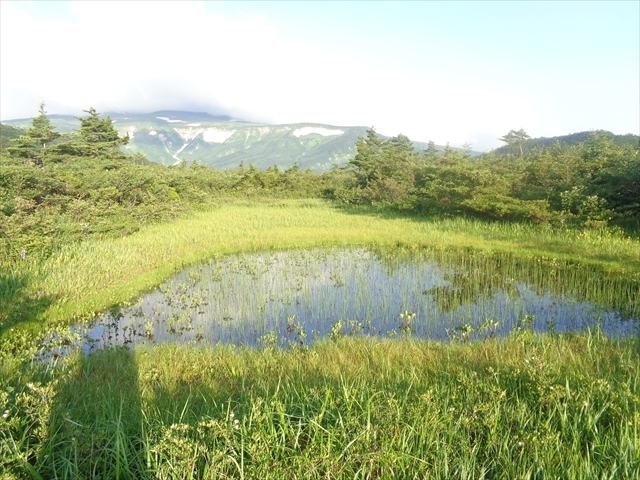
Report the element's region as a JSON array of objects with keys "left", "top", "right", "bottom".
[{"left": 58, "top": 247, "right": 638, "bottom": 354}]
